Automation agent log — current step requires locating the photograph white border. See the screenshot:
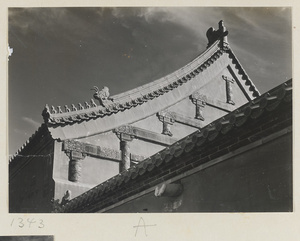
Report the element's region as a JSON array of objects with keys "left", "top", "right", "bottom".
[{"left": 0, "top": 1, "right": 299, "bottom": 241}]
